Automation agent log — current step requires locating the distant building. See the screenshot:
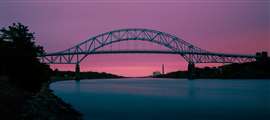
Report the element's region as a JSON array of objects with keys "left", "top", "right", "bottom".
[
  {"left": 162, "top": 64, "right": 165, "bottom": 74},
  {"left": 153, "top": 71, "right": 161, "bottom": 77}
]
